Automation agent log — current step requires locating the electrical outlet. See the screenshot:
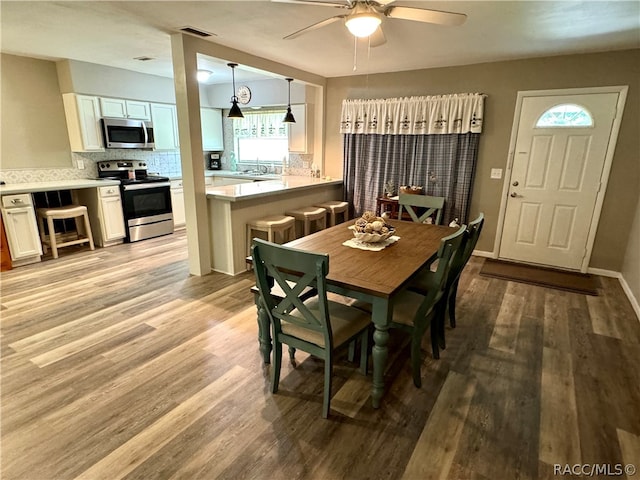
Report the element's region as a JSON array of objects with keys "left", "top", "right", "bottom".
[
  {"left": 490, "top": 168, "right": 502, "bottom": 179},
  {"left": 303, "top": 161, "right": 310, "bottom": 169},
  {"left": 77, "top": 159, "right": 85, "bottom": 170}
]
